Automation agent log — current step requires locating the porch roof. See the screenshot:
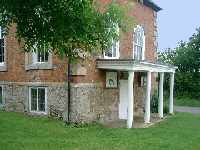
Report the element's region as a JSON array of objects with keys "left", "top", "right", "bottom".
[{"left": 96, "top": 59, "right": 177, "bottom": 73}]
